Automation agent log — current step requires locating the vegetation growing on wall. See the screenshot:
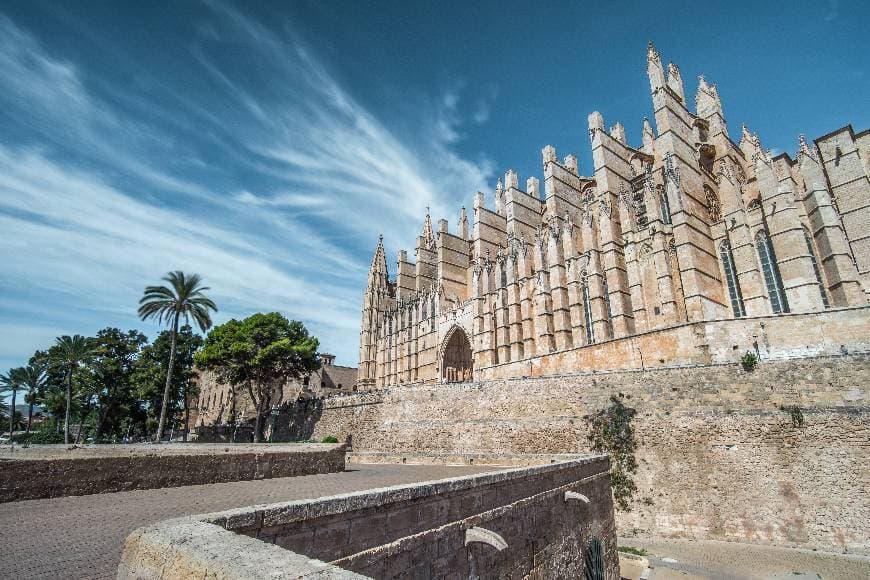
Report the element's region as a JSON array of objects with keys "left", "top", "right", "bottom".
[
  {"left": 741, "top": 351, "right": 759, "bottom": 371},
  {"left": 780, "top": 404, "right": 804, "bottom": 427},
  {"left": 587, "top": 394, "right": 638, "bottom": 511}
]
